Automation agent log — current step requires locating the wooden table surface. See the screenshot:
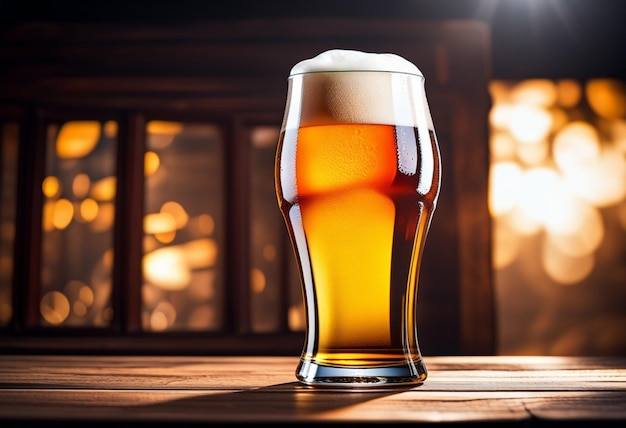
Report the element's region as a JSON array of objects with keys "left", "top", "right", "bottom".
[{"left": 0, "top": 355, "right": 625, "bottom": 425}]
